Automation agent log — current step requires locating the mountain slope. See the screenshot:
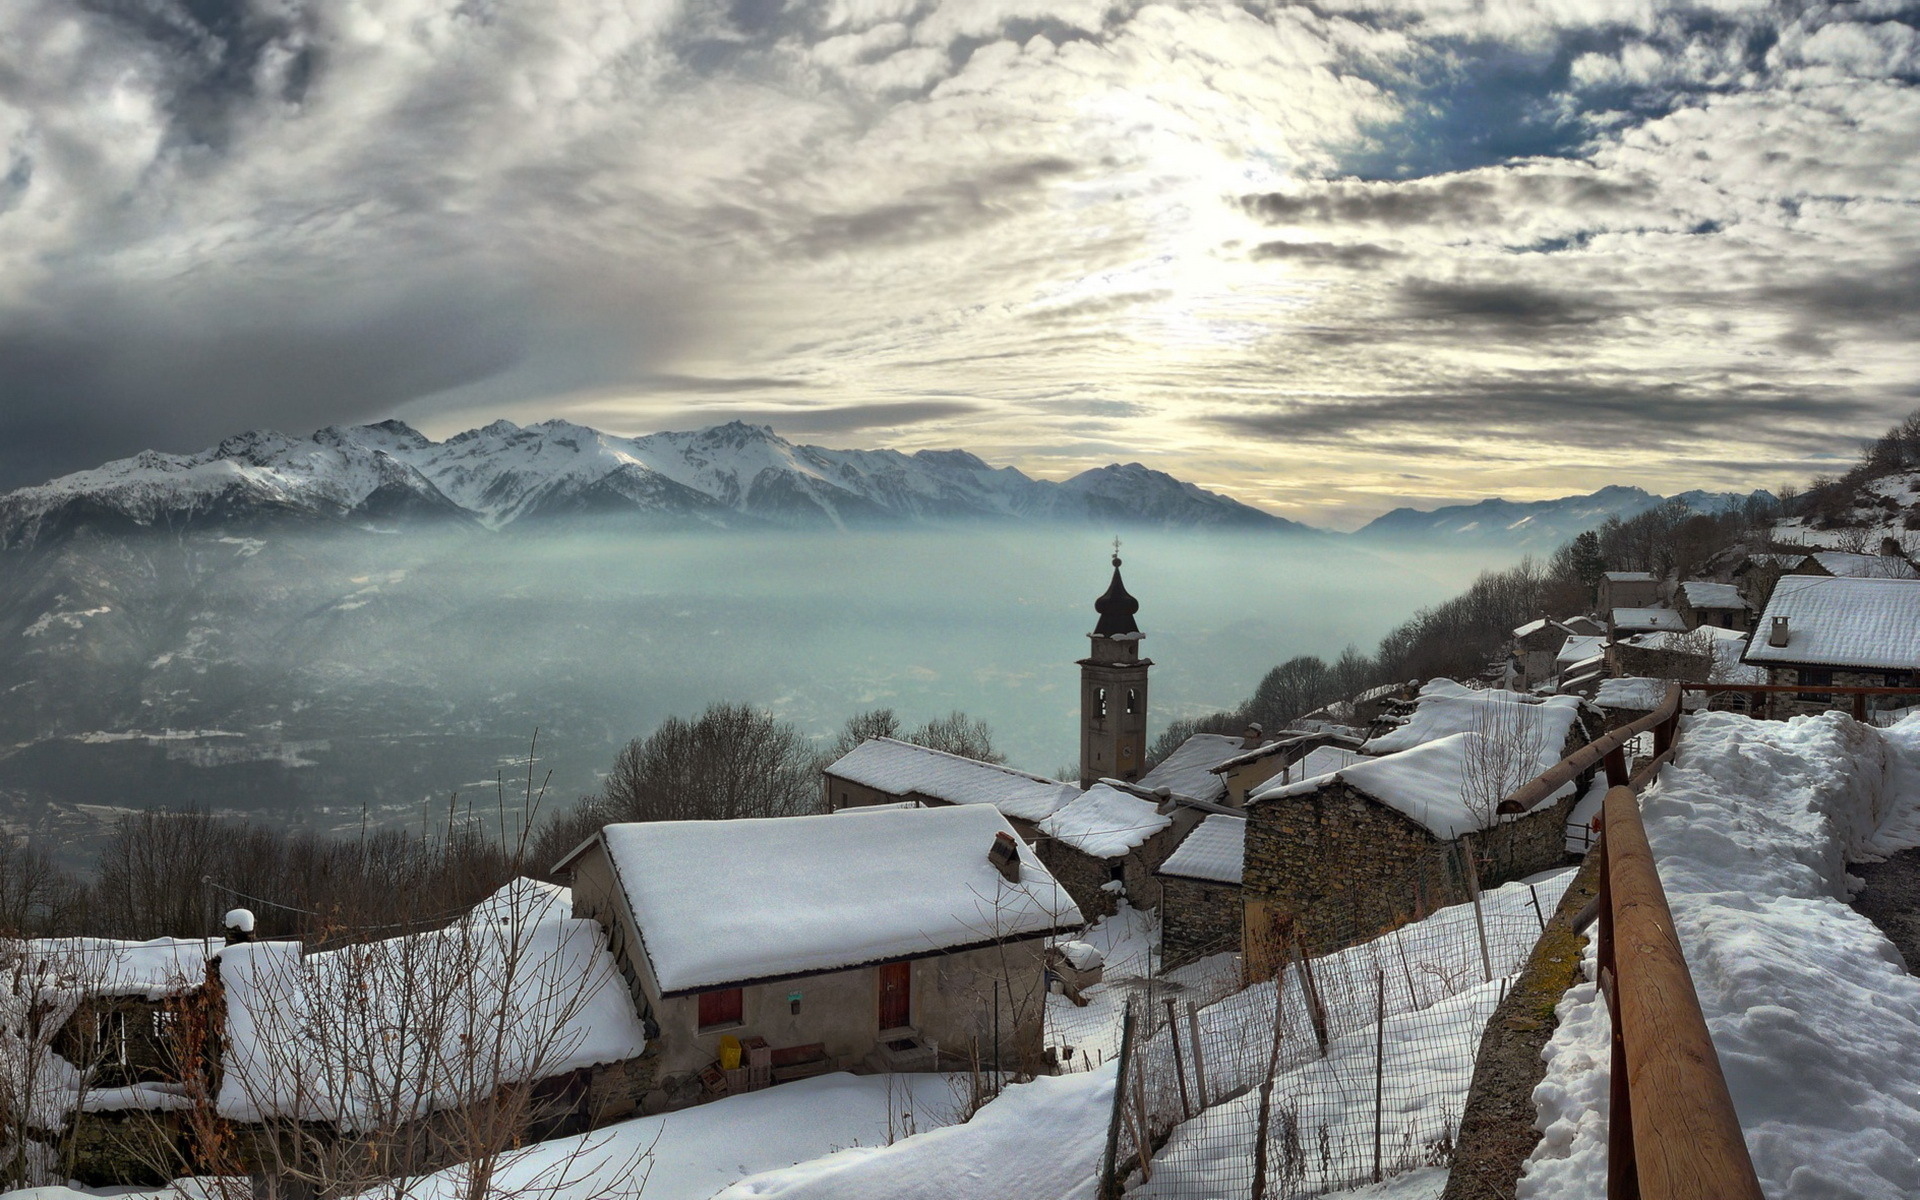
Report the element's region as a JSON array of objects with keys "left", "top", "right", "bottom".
[
  {"left": 1353, "top": 485, "right": 1776, "bottom": 550},
  {"left": 0, "top": 419, "right": 1311, "bottom": 548}
]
